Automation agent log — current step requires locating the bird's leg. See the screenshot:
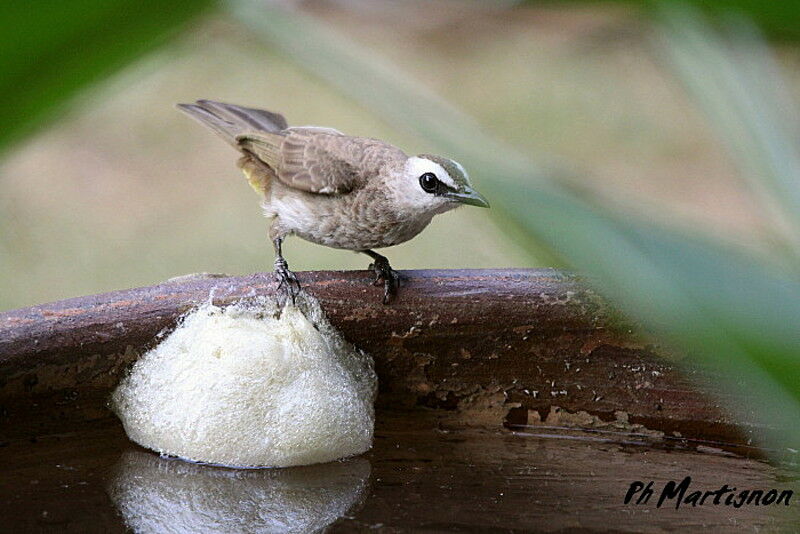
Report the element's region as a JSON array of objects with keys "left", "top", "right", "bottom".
[
  {"left": 362, "top": 250, "right": 400, "bottom": 304},
  {"left": 273, "top": 237, "right": 300, "bottom": 305}
]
